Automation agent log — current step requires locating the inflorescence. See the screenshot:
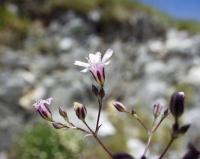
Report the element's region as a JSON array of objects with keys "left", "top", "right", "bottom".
[{"left": 33, "top": 49, "right": 194, "bottom": 159}]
